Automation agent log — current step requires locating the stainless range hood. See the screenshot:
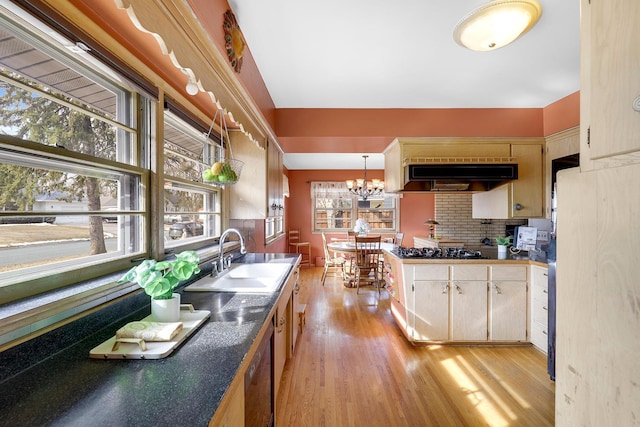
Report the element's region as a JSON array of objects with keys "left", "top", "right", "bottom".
[{"left": 402, "top": 164, "right": 518, "bottom": 192}]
